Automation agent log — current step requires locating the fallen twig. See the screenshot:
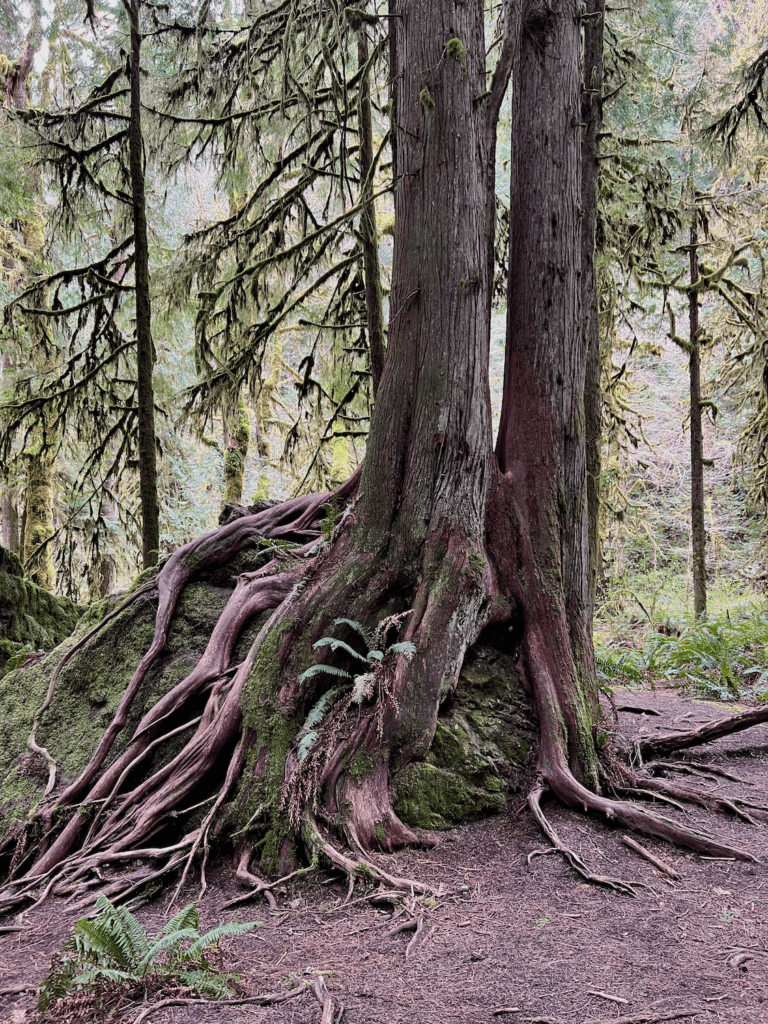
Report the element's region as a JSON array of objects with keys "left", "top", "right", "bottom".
[
  {"left": 589, "top": 989, "right": 628, "bottom": 1004},
  {"left": 312, "top": 975, "right": 334, "bottom": 1024},
  {"left": 587, "top": 1010, "right": 702, "bottom": 1024},
  {"left": 0, "top": 984, "right": 37, "bottom": 996}
]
